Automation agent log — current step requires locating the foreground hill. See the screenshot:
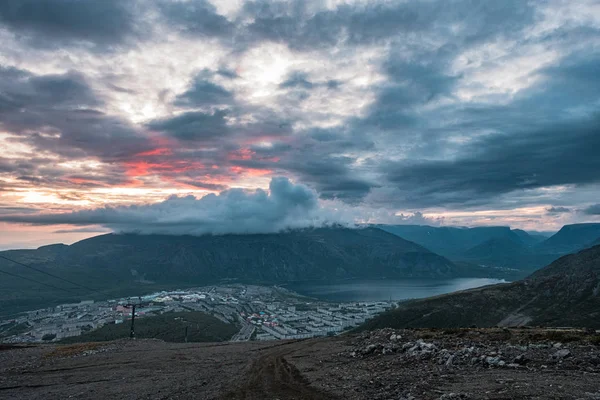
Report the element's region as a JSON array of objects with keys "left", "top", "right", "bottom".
[
  {"left": 362, "top": 244, "right": 600, "bottom": 329},
  {"left": 0, "top": 227, "right": 457, "bottom": 315},
  {"left": 2, "top": 328, "right": 600, "bottom": 399}
]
